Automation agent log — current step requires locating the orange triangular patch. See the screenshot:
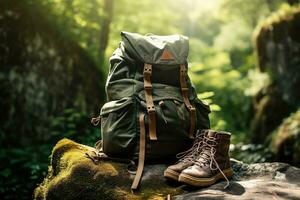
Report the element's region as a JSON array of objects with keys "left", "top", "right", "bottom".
[{"left": 160, "top": 49, "right": 174, "bottom": 60}]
